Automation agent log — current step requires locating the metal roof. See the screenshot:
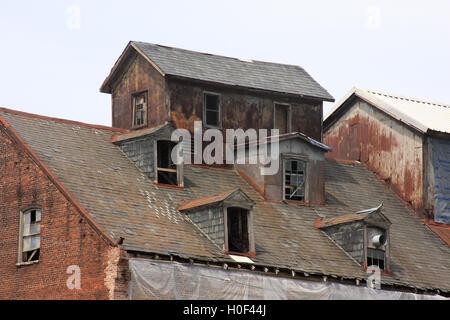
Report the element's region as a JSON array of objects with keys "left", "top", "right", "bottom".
[
  {"left": 325, "top": 87, "right": 450, "bottom": 134},
  {"left": 130, "top": 41, "right": 334, "bottom": 101}
]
